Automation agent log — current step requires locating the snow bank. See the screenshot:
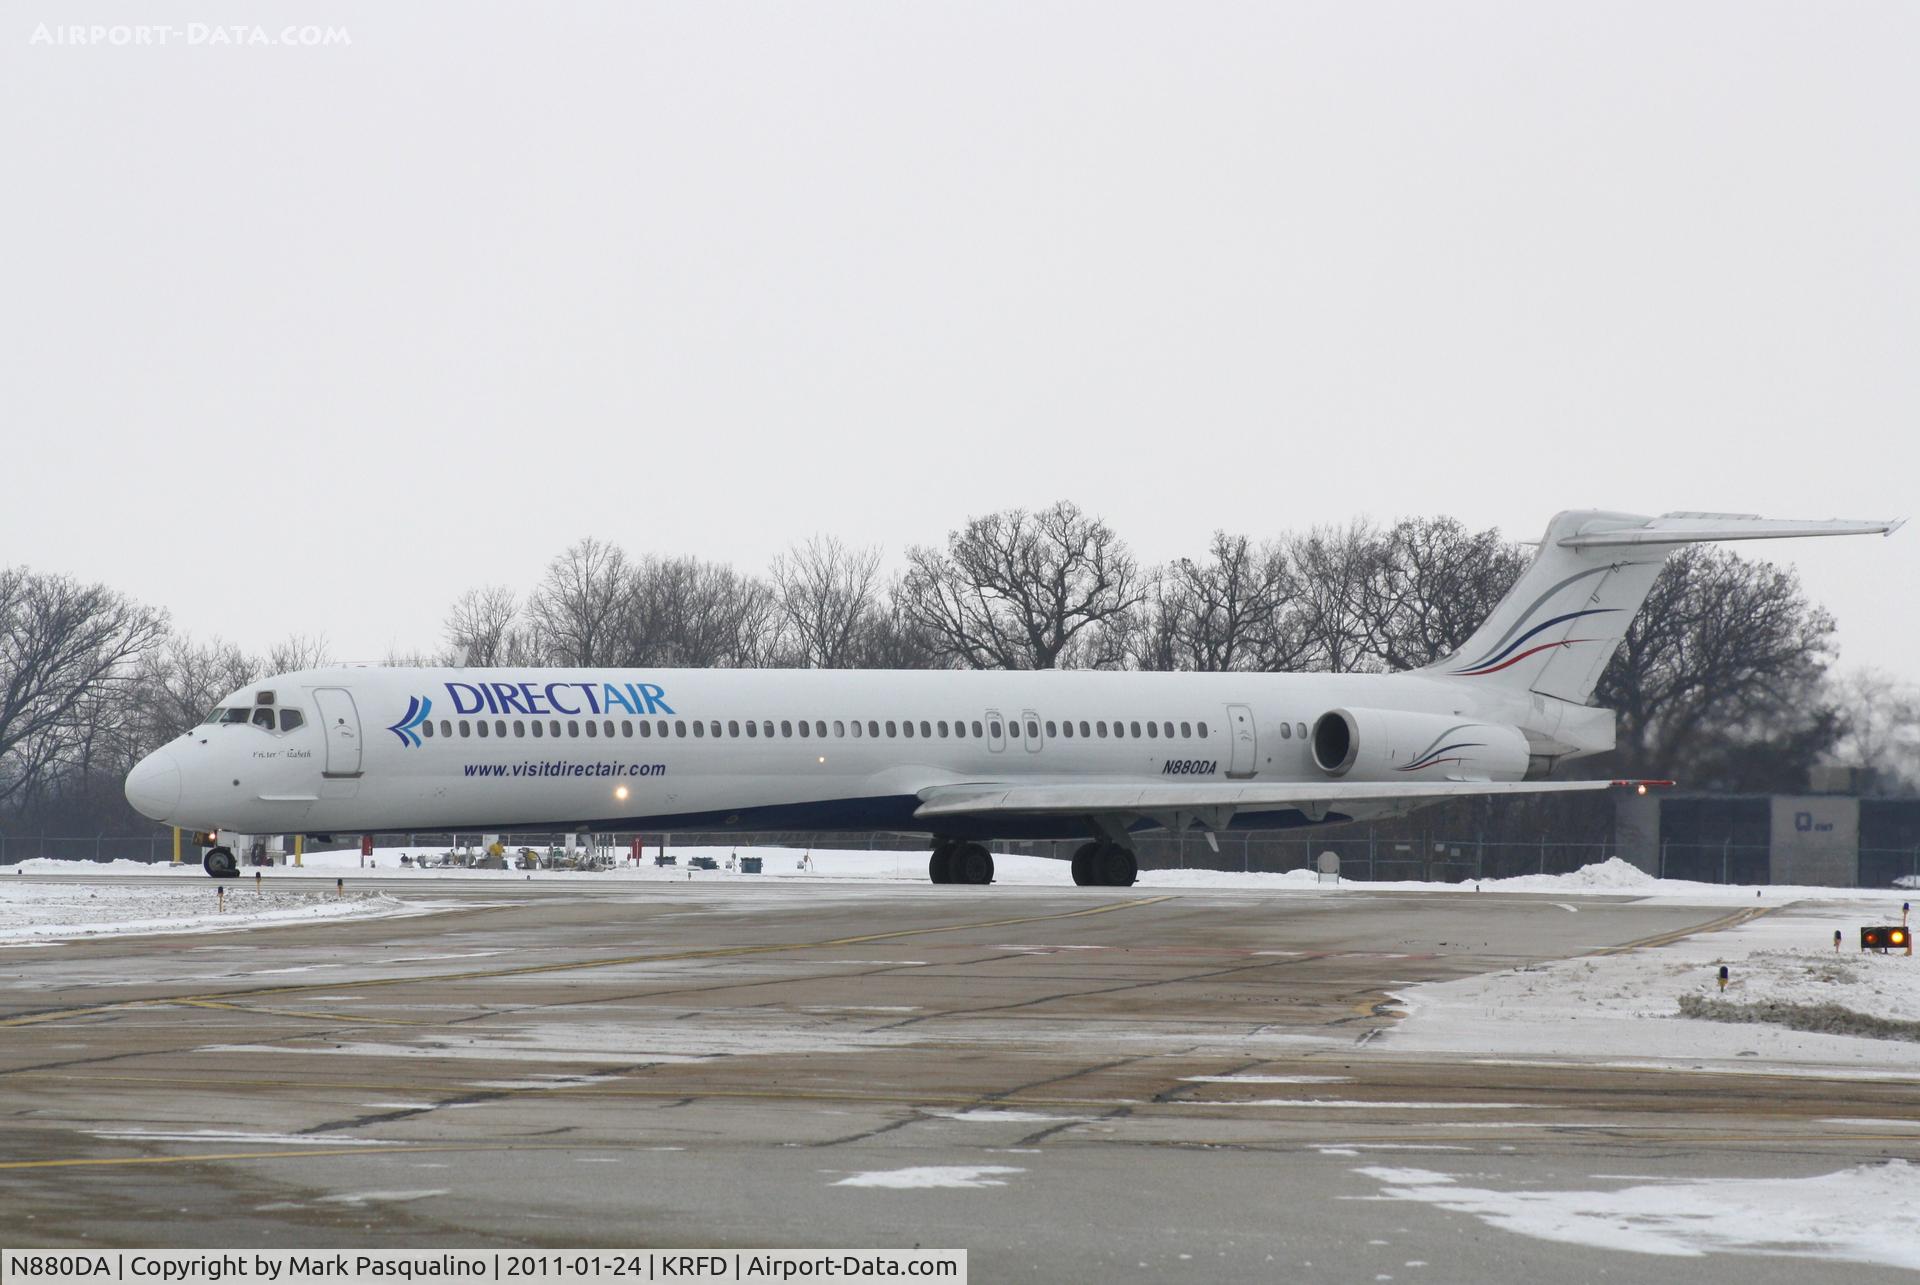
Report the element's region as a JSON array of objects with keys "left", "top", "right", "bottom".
[
  {"left": 0, "top": 881, "right": 414, "bottom": 942},
  {"left": 1384, "top": 896, "right": 1920, "bottom": 1074}
]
